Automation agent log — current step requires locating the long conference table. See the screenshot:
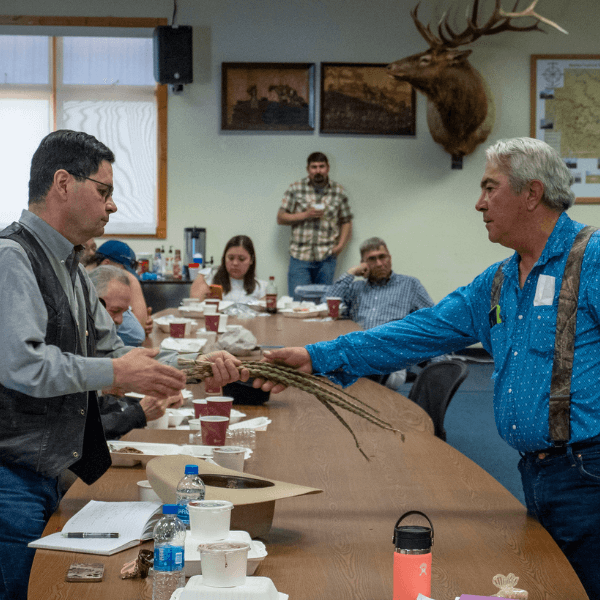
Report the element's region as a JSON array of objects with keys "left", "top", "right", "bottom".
[{"left": 29, "top": 308, "right": 589, "bottom": 599}]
